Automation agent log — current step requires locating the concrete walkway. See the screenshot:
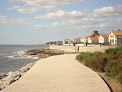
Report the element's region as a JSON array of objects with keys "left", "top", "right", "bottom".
[{"left": 1, "top": 54, "right": 110, "bottom": 92}]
